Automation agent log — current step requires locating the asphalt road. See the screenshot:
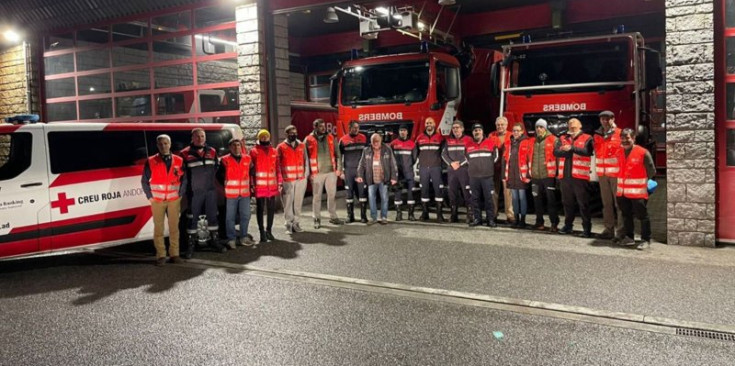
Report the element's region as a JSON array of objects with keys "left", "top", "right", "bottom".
[{"left": 1, "top": 254, "right": 733, "bottom": 366}]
